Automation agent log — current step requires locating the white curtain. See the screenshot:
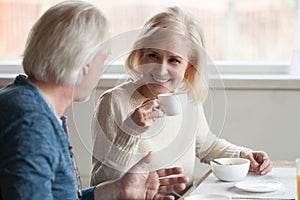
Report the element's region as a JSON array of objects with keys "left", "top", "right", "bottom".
[{"left": 290, "top": 2, "right": 300, "bottom": 74}]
